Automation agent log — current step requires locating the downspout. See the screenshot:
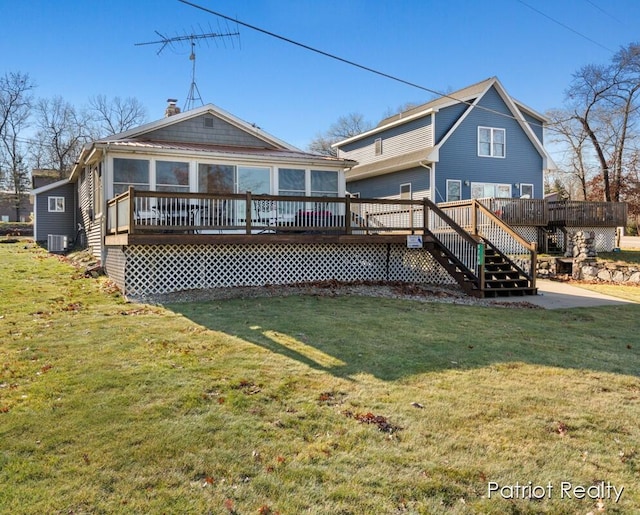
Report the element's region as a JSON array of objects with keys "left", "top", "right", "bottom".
[{"left": 418, "top": 160, "right": 433, "bottom": 202}]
